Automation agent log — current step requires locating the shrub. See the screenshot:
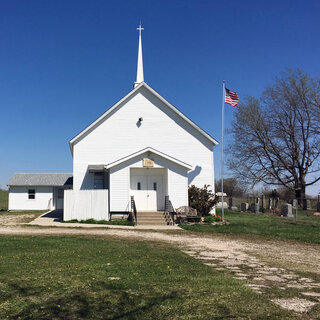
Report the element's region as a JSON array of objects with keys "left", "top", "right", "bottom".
[{"left": 188, "top": 185, "right": 217, "bottom": 216}]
